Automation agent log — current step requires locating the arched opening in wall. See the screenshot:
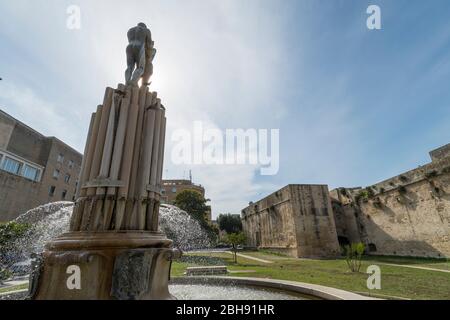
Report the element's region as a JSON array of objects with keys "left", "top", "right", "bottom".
[
  {"left": 338, "top": 236, "right": 350, "bottom": 247},
  {"left": 255, "top": 231, "right": 261, "bottom": 247},
  {"left": 368, "top": 243, "right": 377, "bottom": 252}
]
